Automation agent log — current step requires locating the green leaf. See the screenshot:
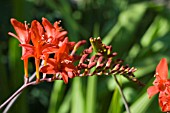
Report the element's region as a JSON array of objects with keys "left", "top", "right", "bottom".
[
  {"left": 141, "top": 16, "right": 169, "bottom": 47},
  {"left": 124, "top": 79, "right": 155, "bottom": 113},
  {"left": 71, "top": 78, "right": 85, "bottom": 113},
  {"left": 86, "top": 76, "right": 97, "bottom": 113},
  {"left": 103, "top": 2, "right": 148, "bottom": 45},
  {"left": 48, "top": 81, "right": 64, "bottom": 113},
  {"left": 108, "top": 88, "right": 122, "bottom": 113},
  {"left": 57, "top": 89, "right": 71, "bottom": 113}
]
